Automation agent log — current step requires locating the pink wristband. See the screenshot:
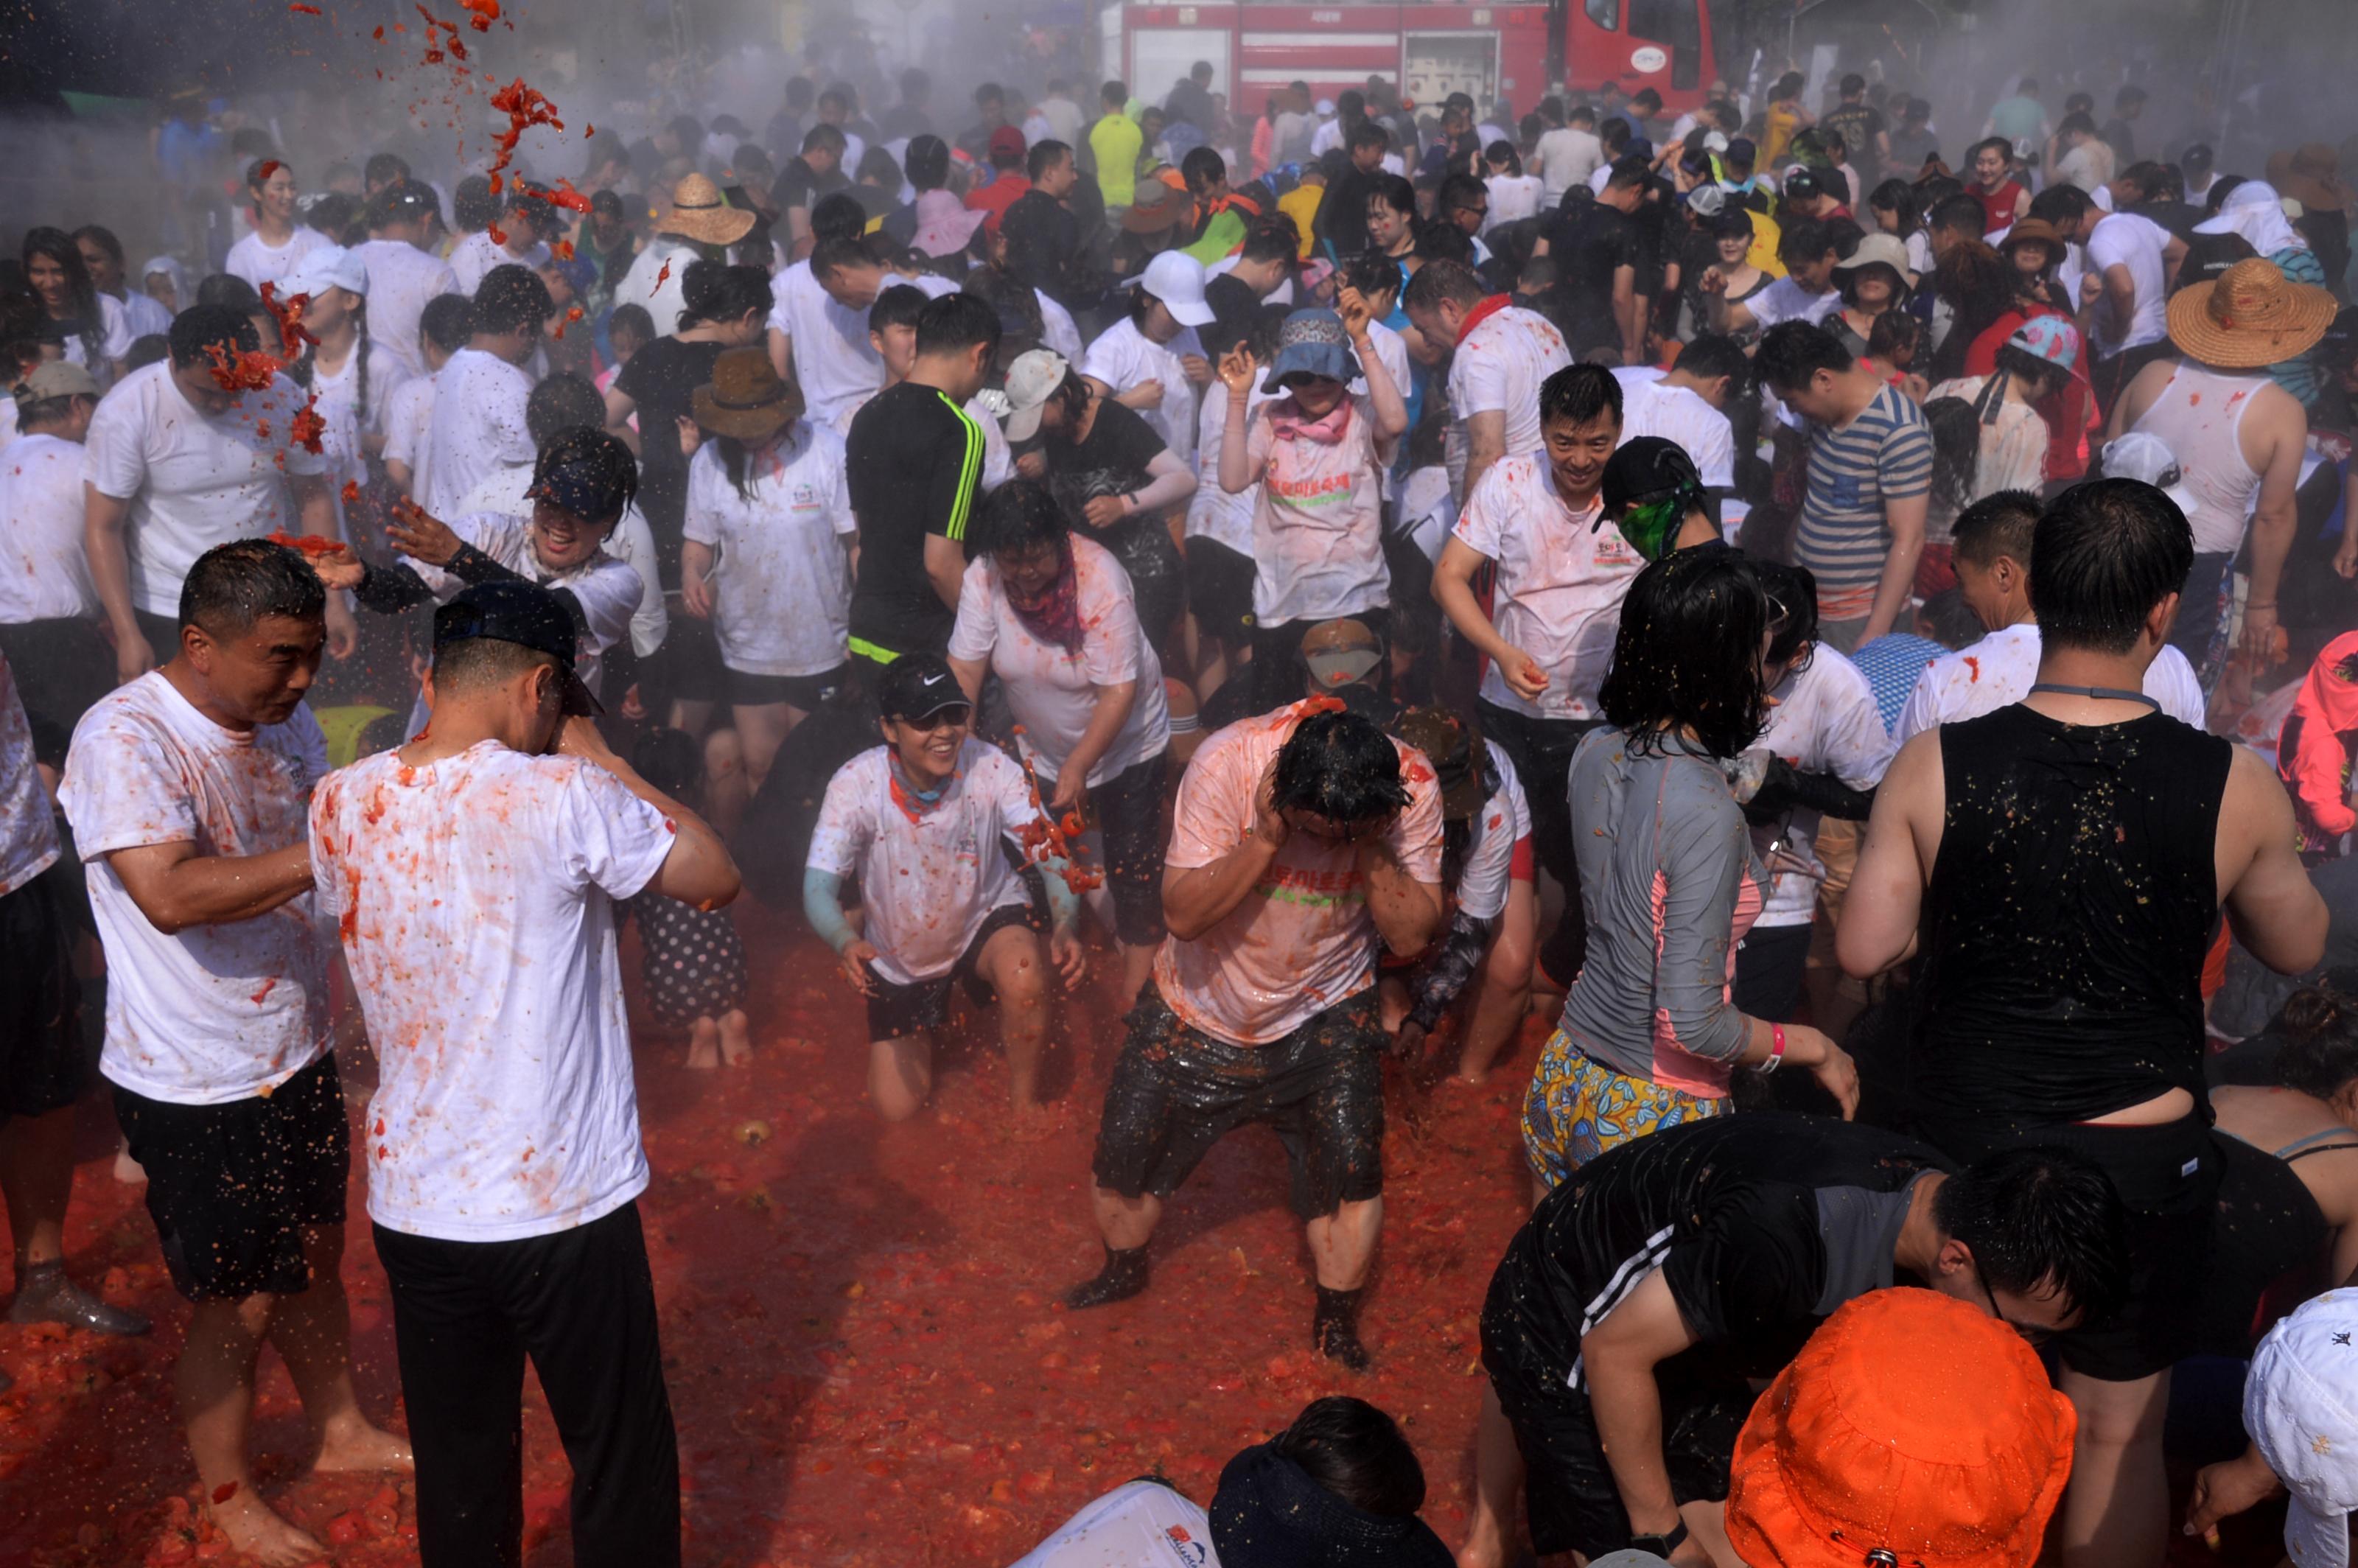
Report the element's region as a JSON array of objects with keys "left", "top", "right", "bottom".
[{"left": 1767, "top": 1023, "right": 1787, "bottom": 1072}]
